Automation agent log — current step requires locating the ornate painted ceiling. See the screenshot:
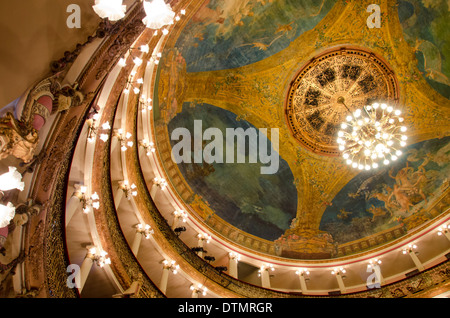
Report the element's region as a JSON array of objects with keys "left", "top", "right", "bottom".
[
  {"left": 153, "top": 0, "right": 450, "bottom": 260},
  {"left": 1, "top": 0, "right": 449, "bottom": 299}
]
